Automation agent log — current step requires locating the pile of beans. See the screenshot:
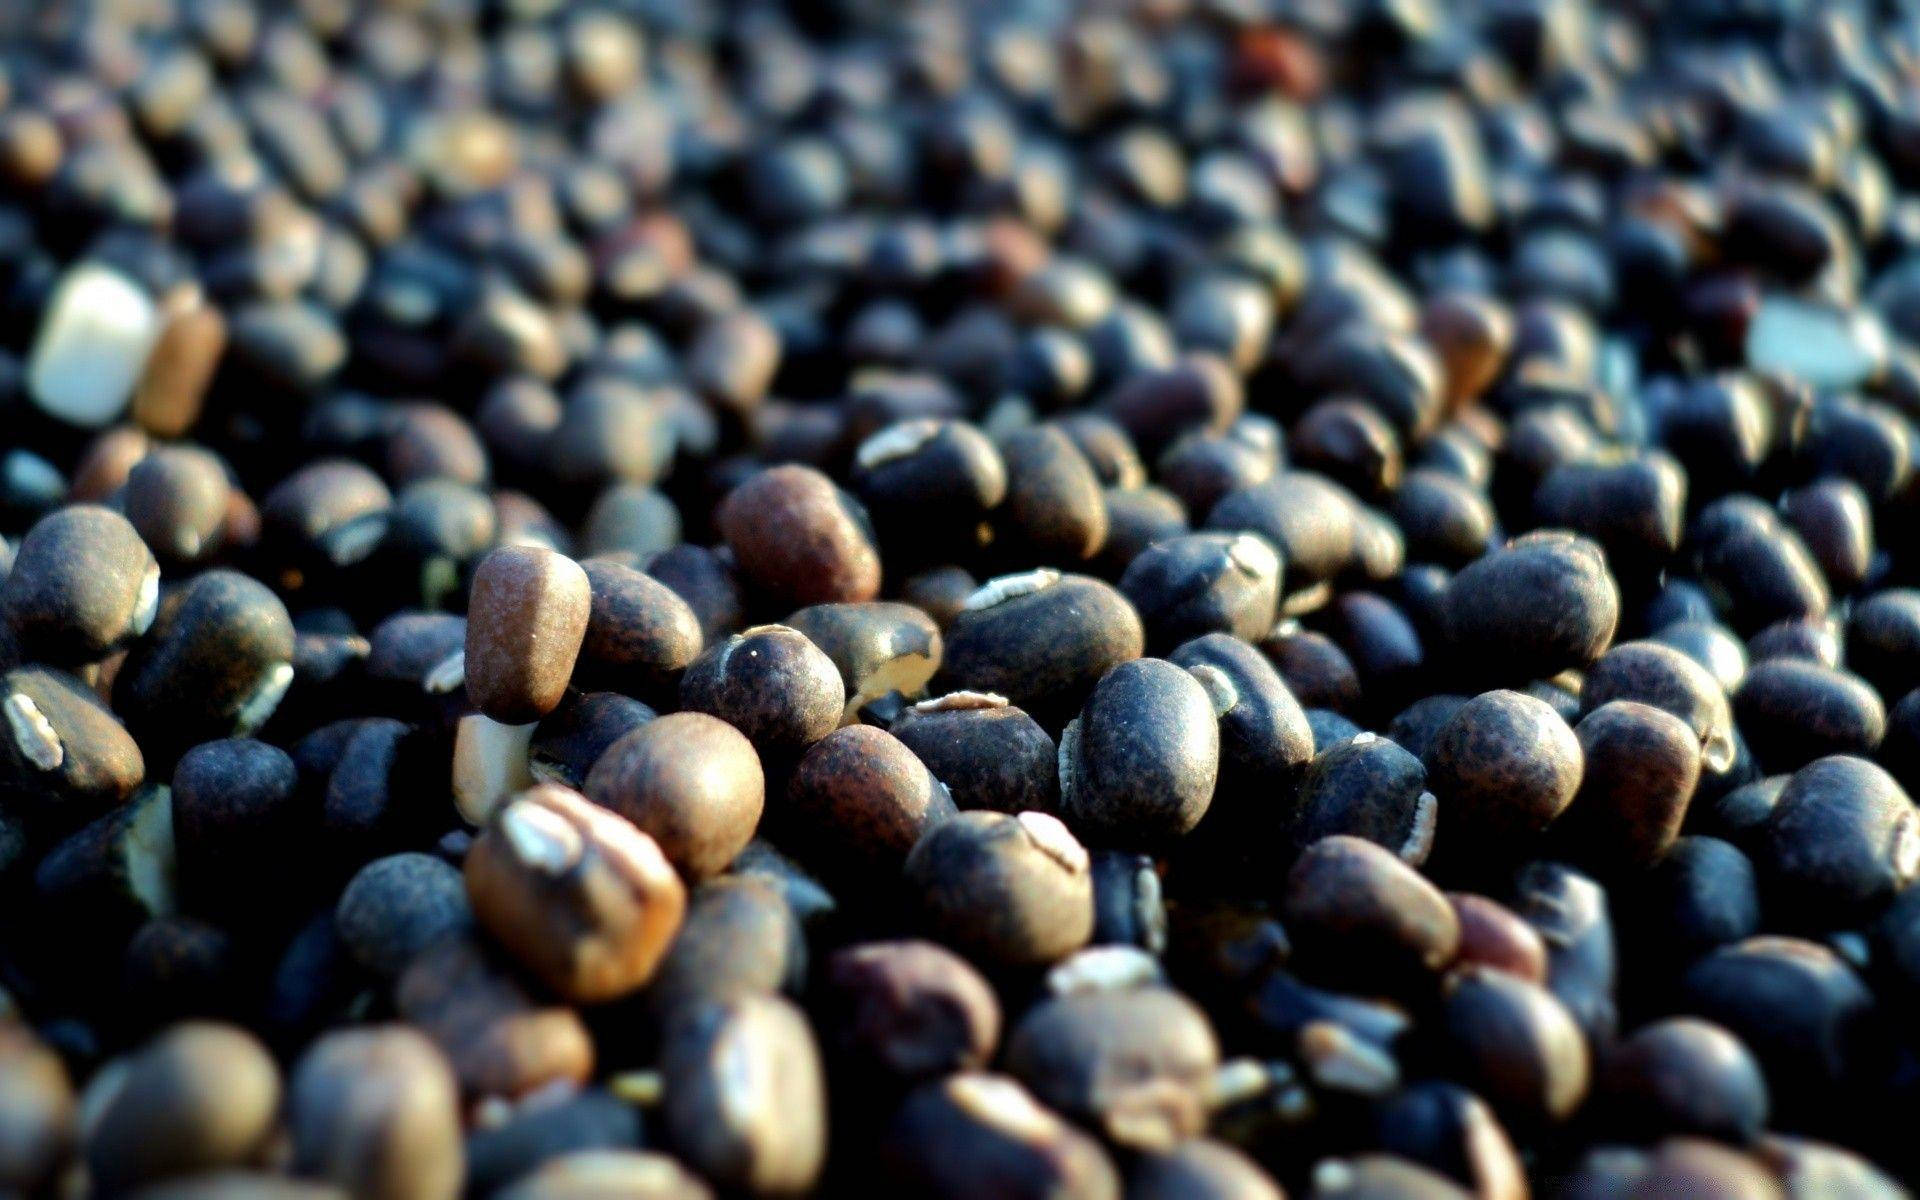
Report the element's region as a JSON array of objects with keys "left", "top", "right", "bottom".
[{"left": 6, "top": 0, "right": 1920, "bottom": 1195}]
